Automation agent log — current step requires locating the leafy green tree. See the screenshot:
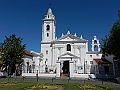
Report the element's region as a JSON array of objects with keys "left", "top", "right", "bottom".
[
  {"left": 0, "top": 34, "right": 25, "bottom": 74},
  {"left": 102, "top": 10, "right": 120, "bottom": 63}
]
